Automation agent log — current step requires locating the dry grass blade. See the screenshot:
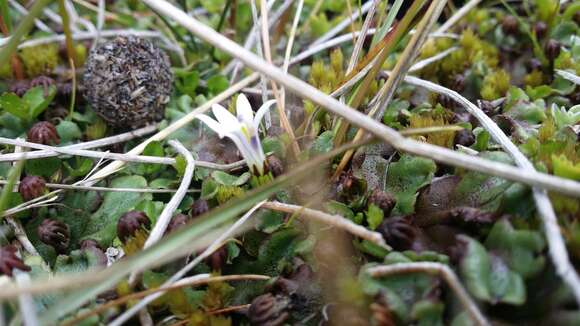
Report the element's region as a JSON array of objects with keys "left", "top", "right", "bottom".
[
  {"left": 367, "top": 262, "right": 489, "bottom": 326},
  {"left": 436, "top": 0, "right": 482, "bottom": 33},
  {"left": 141, "top": 0, "right": 580, "bottom": 197},
  {"left": 262, "top": 201, "right": 389, "bottom": 248}
]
